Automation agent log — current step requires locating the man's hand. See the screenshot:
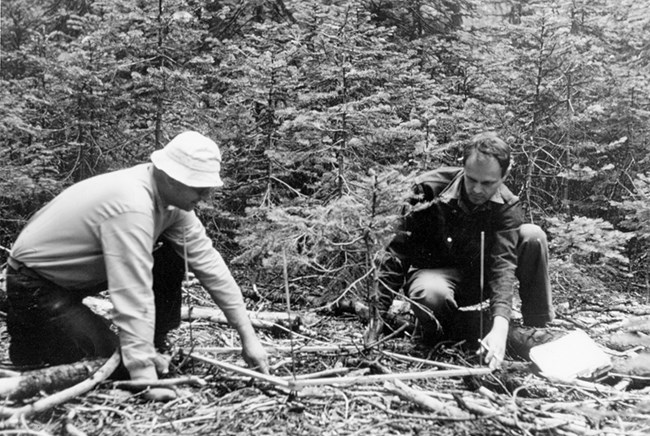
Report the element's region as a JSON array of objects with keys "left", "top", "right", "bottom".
[
  {"left": 223, "top": 305, "right": 270, "bottom": 374},
  {"left": 478, "top": 315, "right": 509, "bottom": 370},
  {"left": 143, "top": 387, "right": 177, "bottom": 402},
  {"left": 241, "top": 336, "right": 270, "bottom": 374},
  {"left": 153, "top": 353, "right": 172, "bottom": 376},
  {"left": 131, "top": 353, "right": 176, "bottom": 402}
]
